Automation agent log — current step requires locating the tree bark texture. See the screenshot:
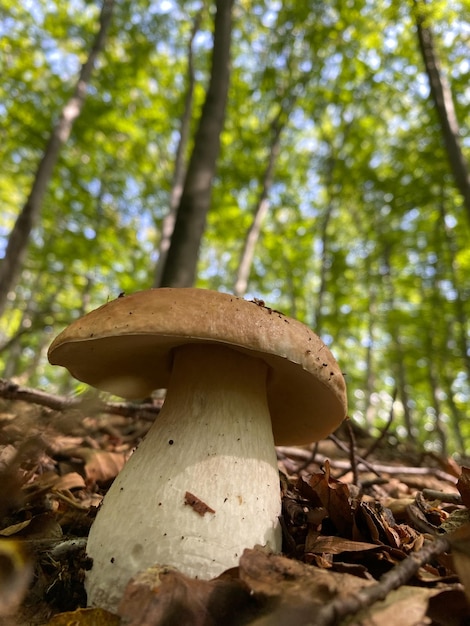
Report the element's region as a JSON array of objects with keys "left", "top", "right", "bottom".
[
  {"left": 0, "top": 0, "right": 115, "bottom": 318},
  {"left": 159, "top": 0, "right": 234, "bottom": 288},
  {"left": 414, "top": 1, "right": 470, "bottom": 221}
]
